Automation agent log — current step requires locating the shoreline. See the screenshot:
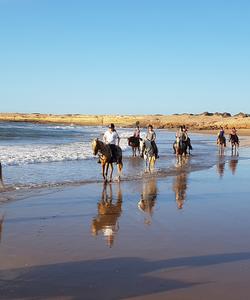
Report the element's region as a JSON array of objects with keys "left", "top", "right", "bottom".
[{"left": 1, "top": 112, "right": 250, "bottom": 132}]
